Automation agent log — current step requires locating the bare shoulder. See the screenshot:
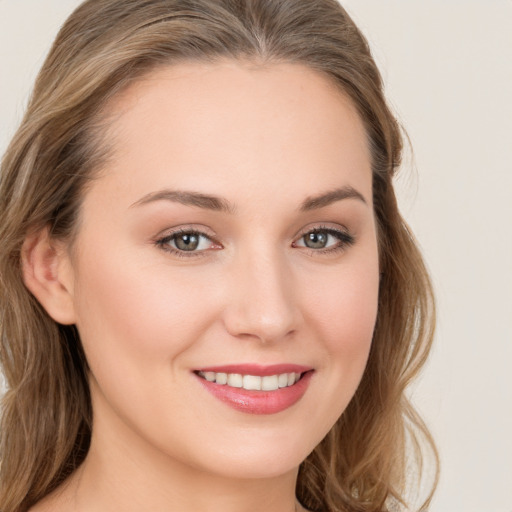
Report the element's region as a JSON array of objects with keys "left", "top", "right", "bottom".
[
  {"left": 28, "top": 482, "right": 74, "bottom": 512},
  {"left": 28, "top": 496, "right": 68, "bottom": 512},
  {"left": 29, "top": 498, "right": 70, "bottom": 512}
]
